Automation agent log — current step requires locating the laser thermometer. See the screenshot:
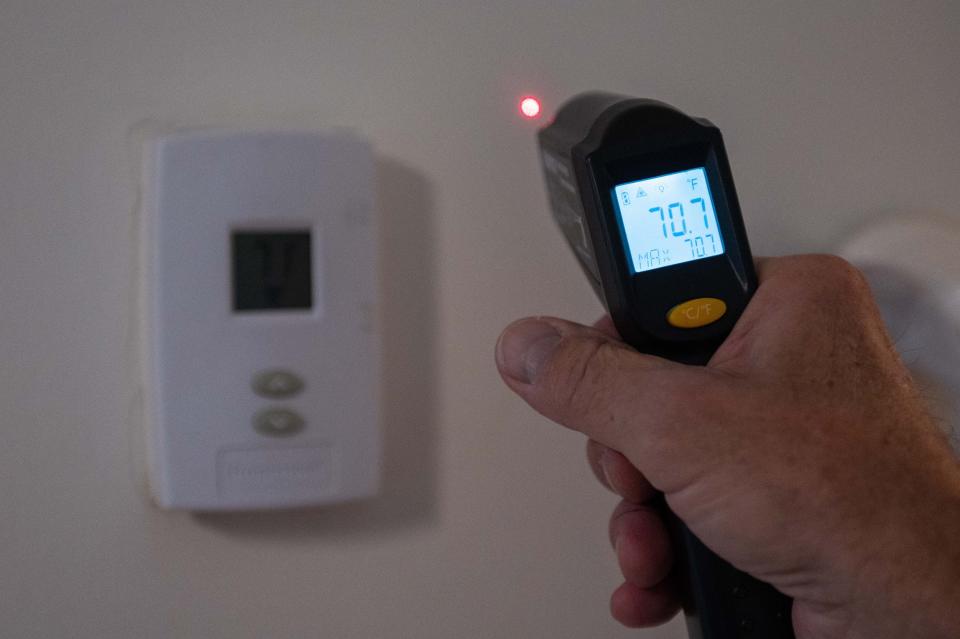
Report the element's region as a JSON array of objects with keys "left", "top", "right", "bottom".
[{"left": 538, "top": 92, "right": 794, "bottom": 638}]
